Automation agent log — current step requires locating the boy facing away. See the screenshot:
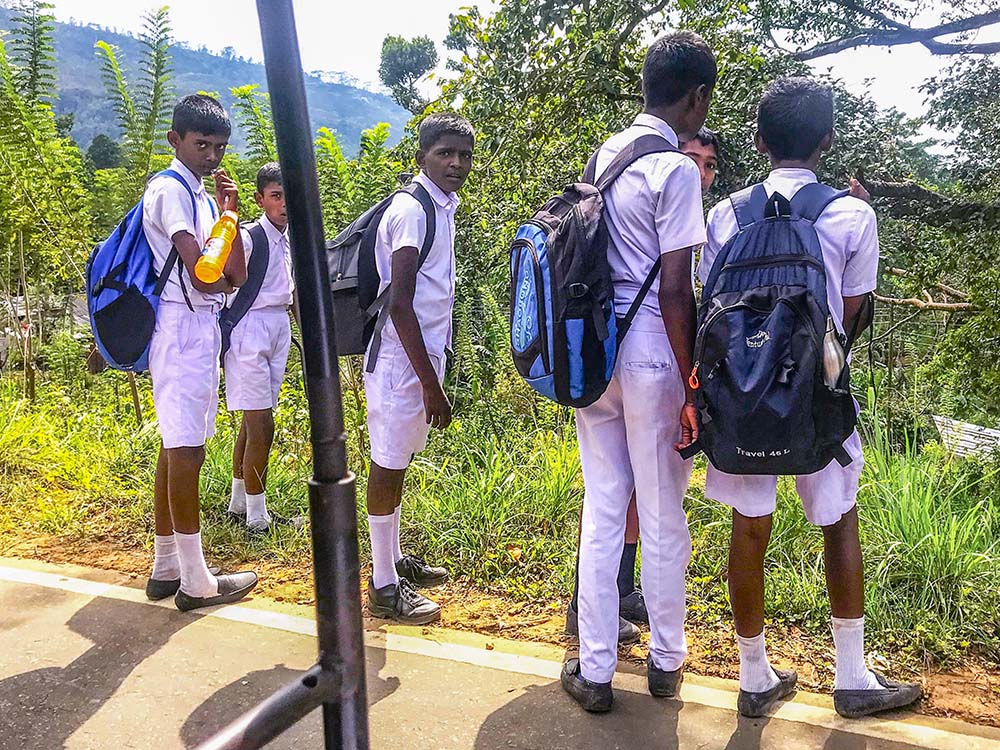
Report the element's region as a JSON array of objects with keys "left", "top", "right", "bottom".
[
  {"left": 697, "top": 77, "right": 921, "bottom": 719},
  {"left": 226, "top": 162, "right": 296, "bottom": 535},
  {"left": 561, "top": 31, "right": 715, "bottom": 713},
  {"left": 364, "top": 113, "right": 475, "bottom": 624},
  {"left": 563, "top": 125, "right": 723, "bottom": 644},
  {"left": 143, "top": 94, "right": 258, "bottom": 611}
]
